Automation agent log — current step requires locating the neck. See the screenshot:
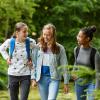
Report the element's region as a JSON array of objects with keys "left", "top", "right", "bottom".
[
  {"left": 16, "top": 38, "right": 25, "bottom": 43},
  {"left": 81, "top": 43, "right": 90, "bottom": 48}
]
